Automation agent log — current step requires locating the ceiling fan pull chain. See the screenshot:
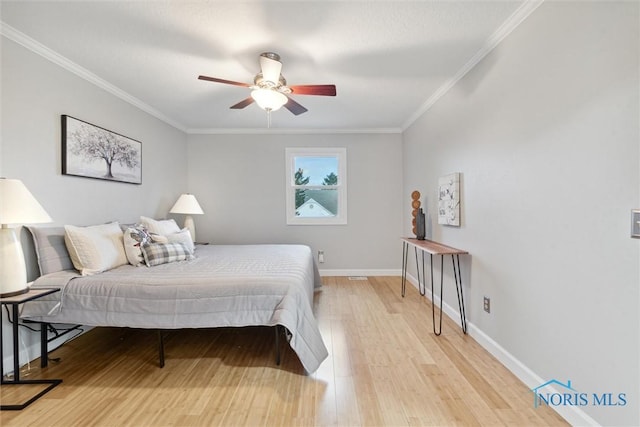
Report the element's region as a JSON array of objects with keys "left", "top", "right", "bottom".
[{"left": 267, "top": 109, "right": 272, "bottom": 128}]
